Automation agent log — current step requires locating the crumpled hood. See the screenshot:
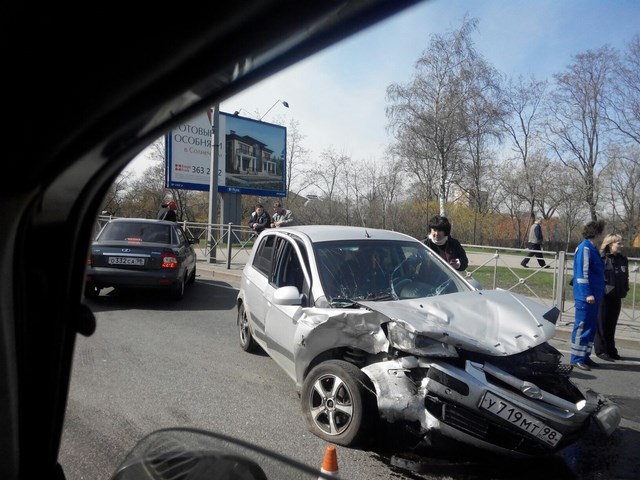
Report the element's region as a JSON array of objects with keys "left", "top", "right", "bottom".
[{"left": 359, "top": 289, "right": 558, "bottom": 355}]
